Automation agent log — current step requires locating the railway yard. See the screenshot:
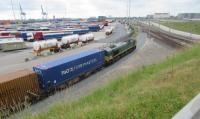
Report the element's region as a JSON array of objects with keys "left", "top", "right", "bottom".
[
  {"left": 8, "top": 21, "right": 176, "bottom": 118},
  {"left": 0, "top": 18, "right": 200, "bottom": 119},
  {"left": 1, "top": 0, "right": 200, "bottom": 118},
  {"left": 15, "top": 29, "right": 176, "bottom": 118}
]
